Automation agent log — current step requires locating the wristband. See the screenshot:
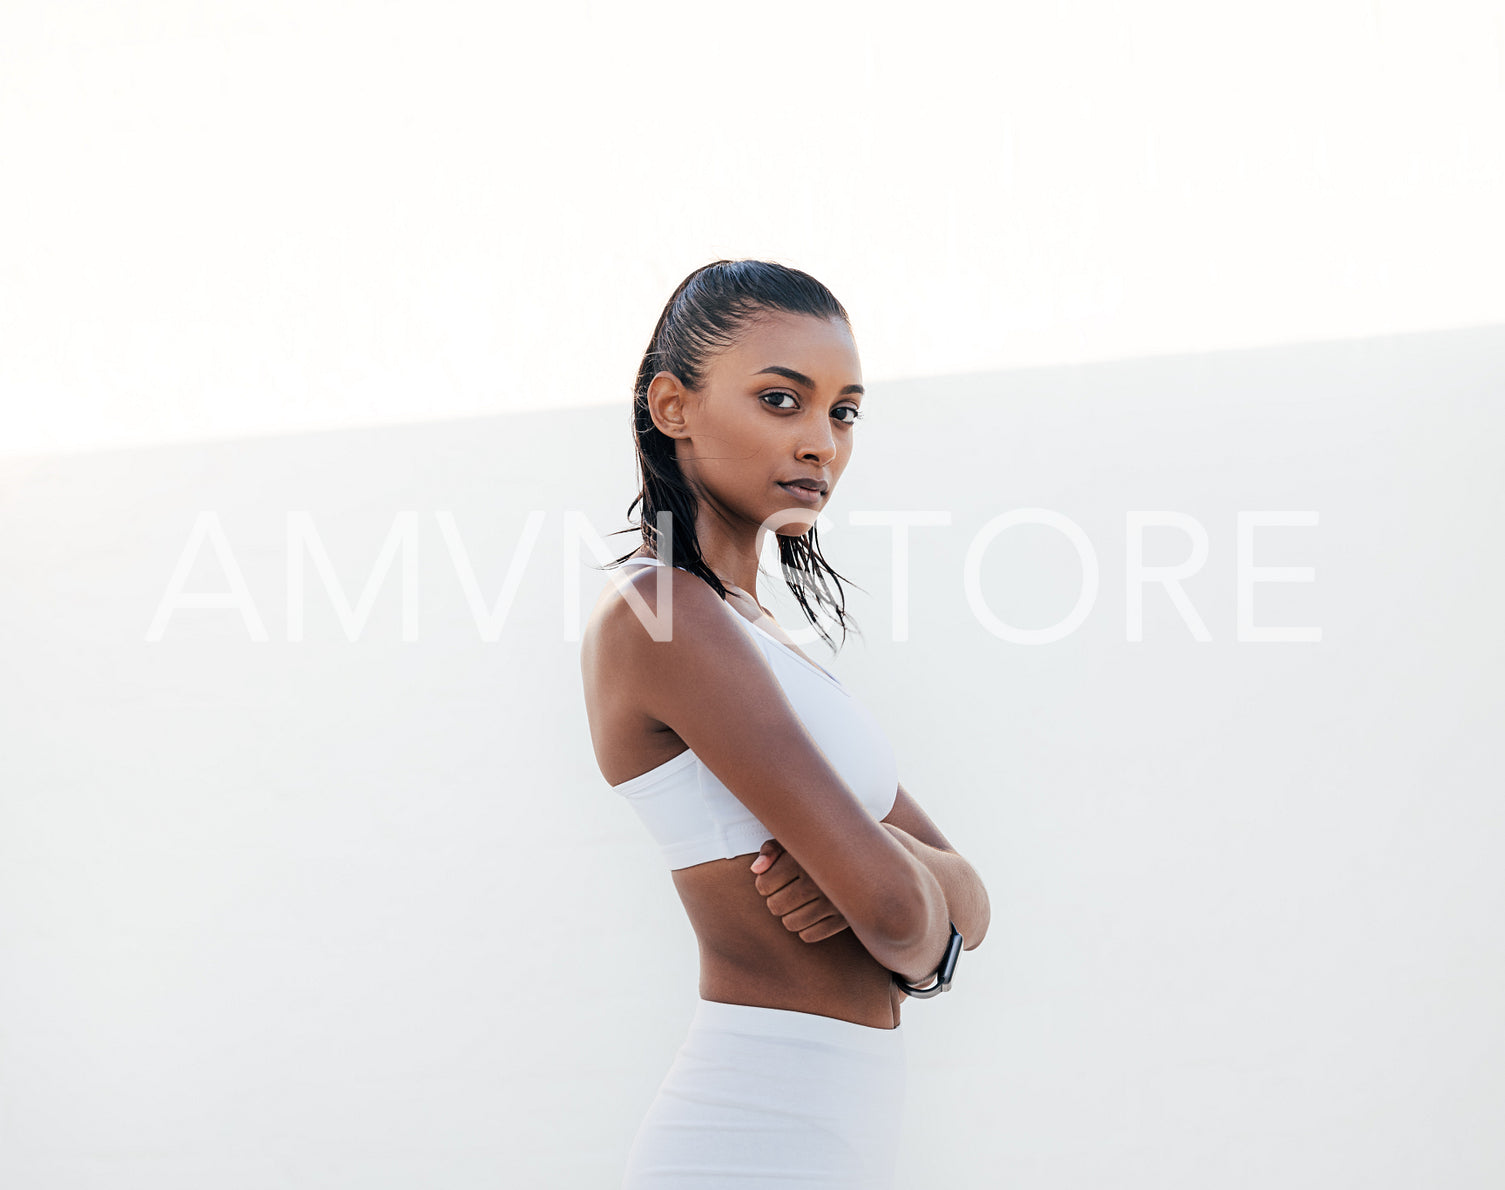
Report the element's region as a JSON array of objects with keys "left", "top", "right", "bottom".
[{"left": 891, "top": 921, "right": 962, "bottom": 998}]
